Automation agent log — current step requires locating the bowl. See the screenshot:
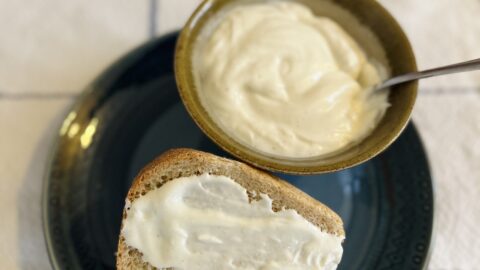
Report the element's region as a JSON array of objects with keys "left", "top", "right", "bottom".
[{"left": 175, "top": 0, "right": 417, "bottom": 174}]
